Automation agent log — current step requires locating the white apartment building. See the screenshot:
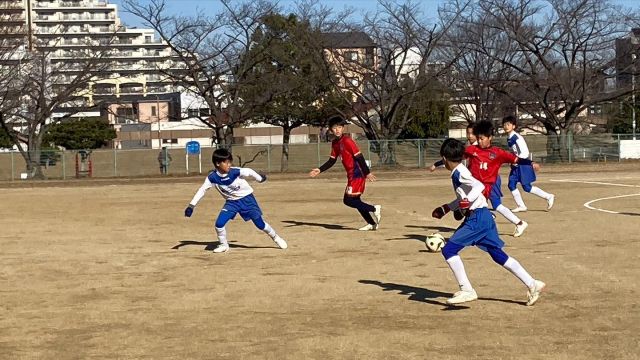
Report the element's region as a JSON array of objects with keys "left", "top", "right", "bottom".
[{"left": 0, "top": 0, "right": 179, "bottom": 102}]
